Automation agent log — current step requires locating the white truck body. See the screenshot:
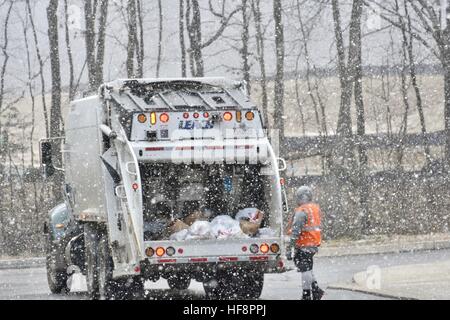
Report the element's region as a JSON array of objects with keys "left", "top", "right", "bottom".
[{"left": 62, "top": 77, "right": 287, "bottom": 284}]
